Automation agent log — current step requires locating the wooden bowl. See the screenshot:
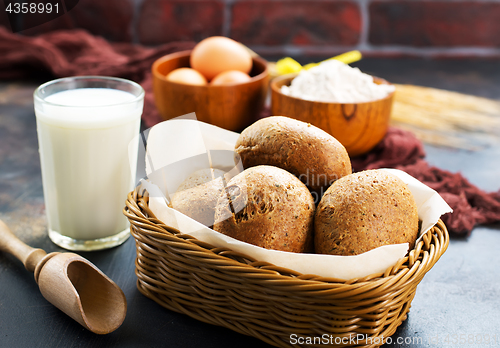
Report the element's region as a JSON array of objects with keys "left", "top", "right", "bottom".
[
  {"left": 271, "top": 74, "right": 395, "bottom": 157},
  {"left": 152, "top": 50, "right": 269, "bottom": 132}
]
